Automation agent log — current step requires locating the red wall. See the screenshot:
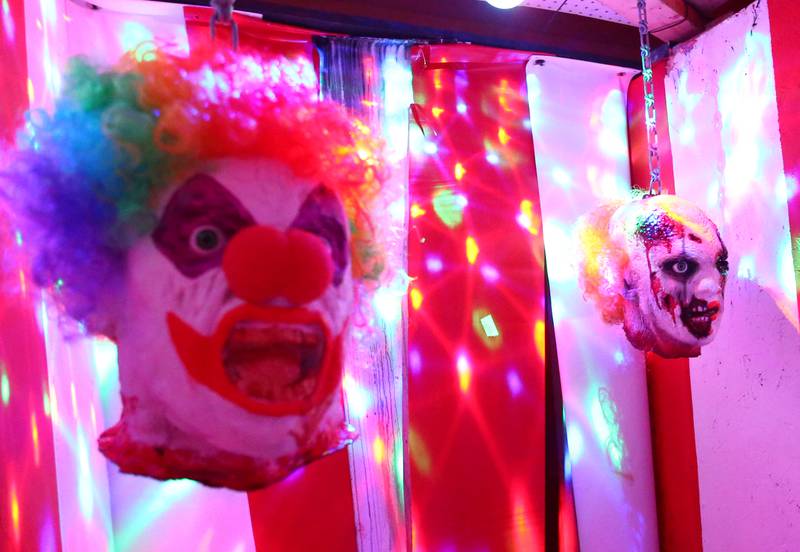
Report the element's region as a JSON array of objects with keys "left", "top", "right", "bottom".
[{"left": 407, "top": 44, "right": 547, "bottom": 551}]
